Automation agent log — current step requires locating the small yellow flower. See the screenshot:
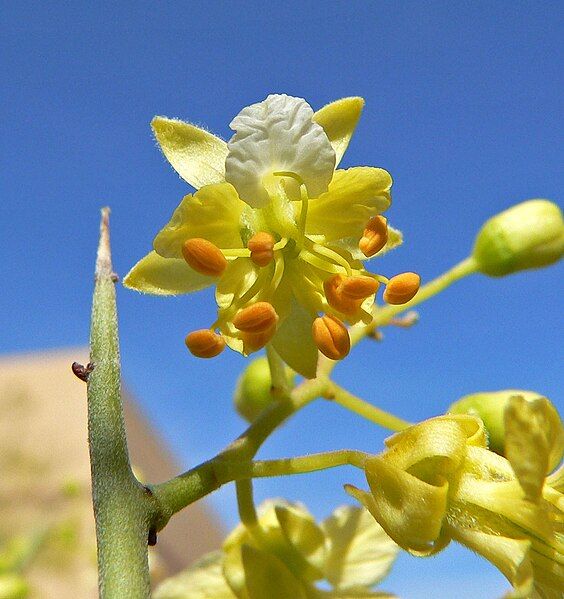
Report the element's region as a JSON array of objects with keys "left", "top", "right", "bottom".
[
  {"left": 154, "top": 500, "right": 399, "bottom": 599},
  {"left": 124, "top": 95, "right": 414, "bottom": 377},
  {"left": 346, "top": 397, "right": 564, "bottom": 598}
]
